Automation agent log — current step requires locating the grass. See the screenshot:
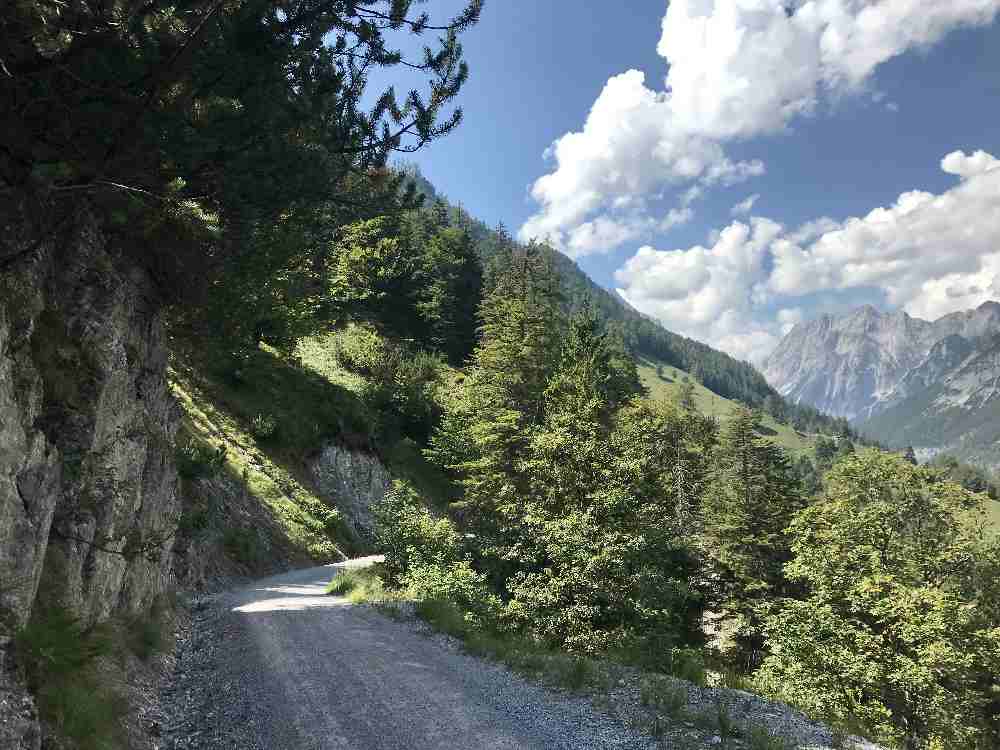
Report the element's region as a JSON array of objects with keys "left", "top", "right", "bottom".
[
  {"left": 325, "top": 566, "right": 400, "bottom": 604},
  {"left": 637, "top": 358, "right": 819, "bottom": 457},
  {"left": 745, "top": 724, "right": 794, "bottom": 750},
  {"left": 15, "top": 606, "right": 125, "bottom": 750},
  {"left": 123, "top": 593, "right": 175, "bottom": 662},
  {"left": 169, "top": 326, "right": 461, "bottom": 564},
  {"left": 412, "top": 598, "right": 608, "bottom": 691},
  {"left": 169, "top": 343, "right": 357, "bottom": 562},
  {"left": 639, "top": 676, "right": 689, "bottom": 719},
  {"left": 14, "top": 598, "right": 175, "bottom": 750},
  {"left": 331, "top": 575, "right": 610, "bottom": 695}
]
